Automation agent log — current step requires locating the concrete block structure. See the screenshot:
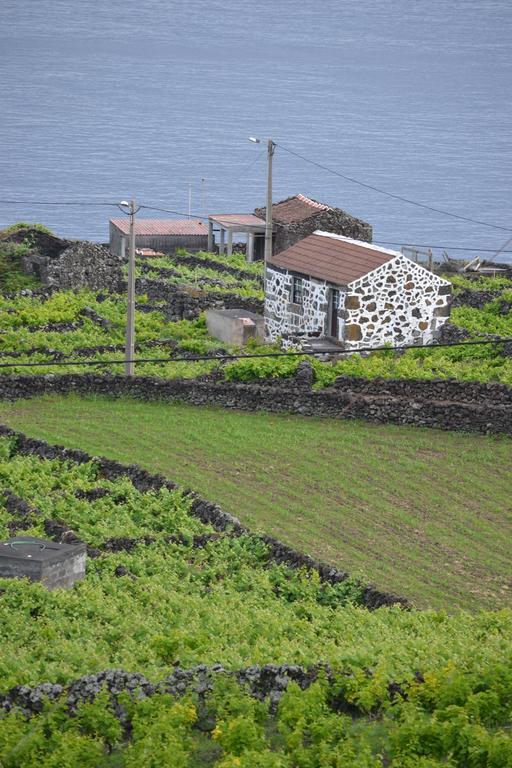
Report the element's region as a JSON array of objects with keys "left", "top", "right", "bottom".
[
  {"left": 109, "top": 218, "right": 208, "bottom": 257},
  {"left": 265, "top": 231, "right": 451, "bottom": 349},
  {"left": 205, "top": 308, "right": 265, "bottom": 346},
  {"left": 0, "top": 536, "right": 86, "bottom": 590}
]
